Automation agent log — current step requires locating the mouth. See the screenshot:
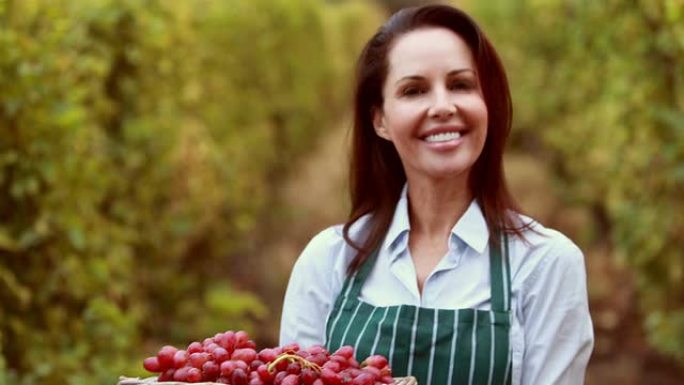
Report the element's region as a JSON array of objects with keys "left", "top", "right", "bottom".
[
  {"left": 423, "top": 131, "right": 462, "bottom": 143},
  {"left": 421, "top": 128, "right": 468, "bottom": 143}
]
